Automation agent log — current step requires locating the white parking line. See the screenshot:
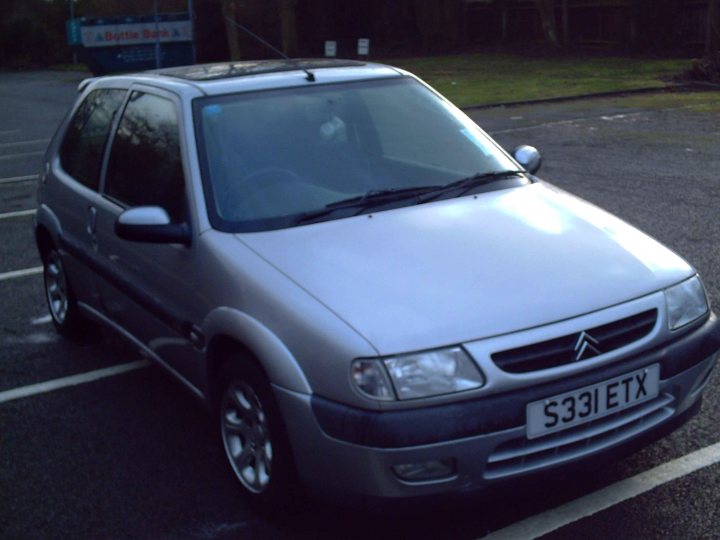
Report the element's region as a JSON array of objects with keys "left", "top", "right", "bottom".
[
  {"left": 0, "top": 209, "right": 36, "bottom": 220},
  {"left": 5, "top": 331, "right": 58, "bottom": 346},
  {"left": 31, "top": 314, "right": 52, "bottom": 326},
  {"left": 0, "top": 138, "right": 48, "bottom": 149},
  {"left": 0, "top": 151, "right": 44, "bottom": 161},
  {"left": 0, "top": 360, "right": 151, "bottom": 404},
  {"left": 0, "top": 174, "right": 38, "bottom": 185},
  {"left": 487, "top": 104, "right": 711, "bottom": 136},
  {"left": 490, "top": 110, "right": 654, "bottom": 135},
  {"left": 482, "top": 441, "right": 720, "bottom": 539},
  {"left": 0, "top": 266, "right": 43, "bottom": 281},
  {"left": 489, "top": 118, "right": 586, "bottom": 135},
  {"left": 195, "top": 521, "right": 257, "bottom": 539}
]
